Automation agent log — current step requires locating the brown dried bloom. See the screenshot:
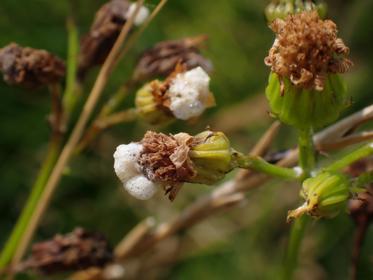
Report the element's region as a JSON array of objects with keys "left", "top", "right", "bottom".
[
  {"left": 139, "top": 131, "right": 196, "bottom": 200},
  {"left": 133, "top": 35, "right": 213, "bottom": 82},
  {"left": 78, "top": 0, "right": 148, "bottom": 79},
  {"left": 0, "top": 43, "right": 65, "bottom": 89},
  {"left": 265, "top": 11, "right": 352, "bottom": 91},
  {"left": 20, "top": 228, "right": 112, "bottom": 274}
]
